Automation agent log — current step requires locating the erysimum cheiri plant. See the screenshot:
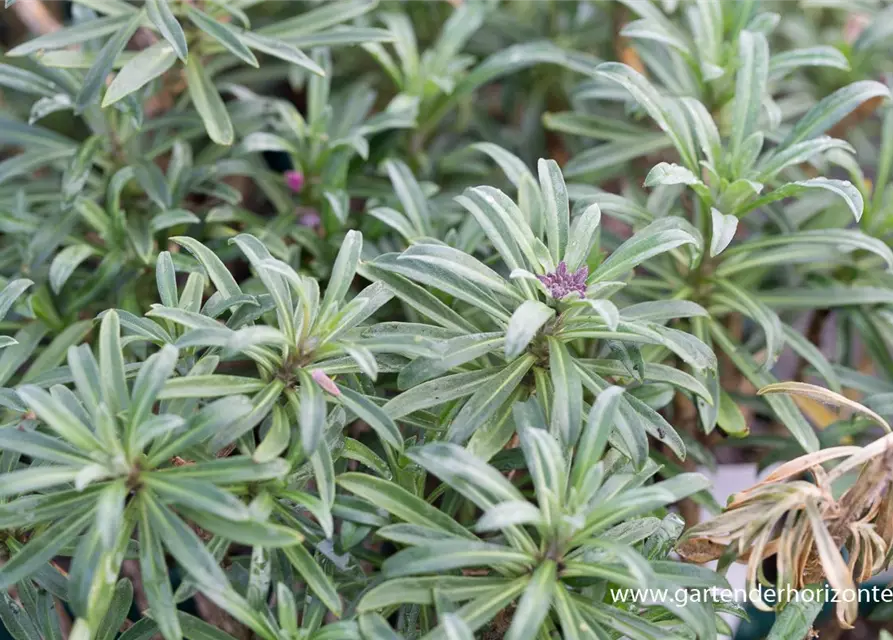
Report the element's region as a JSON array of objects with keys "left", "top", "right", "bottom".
[
  {"left": 0, "top": 310, "right": 299, "bottom": 639},
  {"left": 347, "top": 394, "right": 736, "bottom": 639},
  {"left": 6, "top": 0, "right": 893, "bottom": 639},
  {"left": 363, "top": 157, "right": 717, "bottom": 468}
]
